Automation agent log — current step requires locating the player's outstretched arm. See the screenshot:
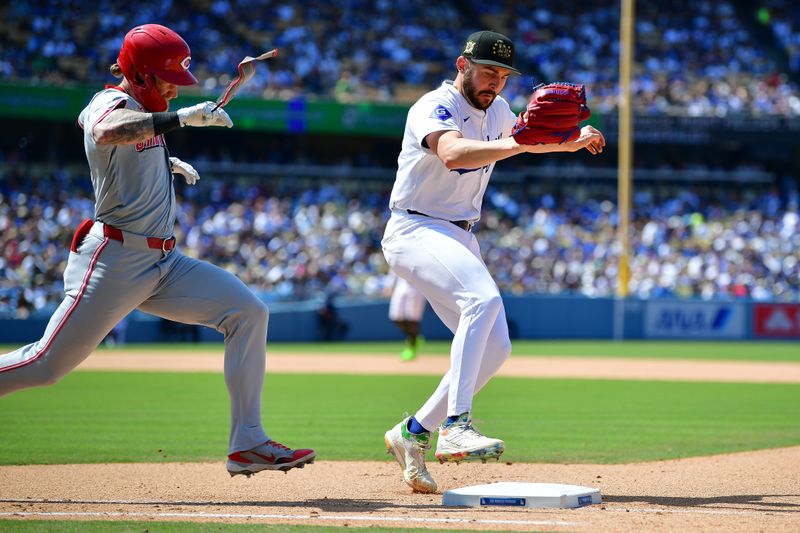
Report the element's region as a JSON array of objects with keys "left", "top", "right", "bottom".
[
  {"left": 428, "top": 130, "right": 528, "bottom": 170},
  {"left": 93, "top": 102, "right": 233, "bottom": 146}
]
